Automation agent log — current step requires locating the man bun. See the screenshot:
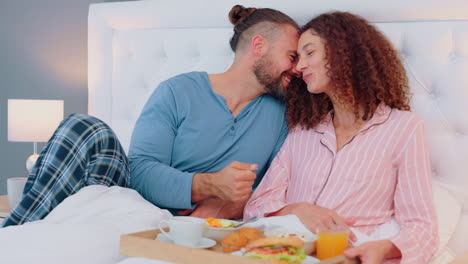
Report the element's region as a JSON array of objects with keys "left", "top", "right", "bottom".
[
  {"left": 228, "top": 5, "right": 257, "bottom": 26},
  {"left": 228, "top": 4, "right": 297, "bottom": 52}
]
